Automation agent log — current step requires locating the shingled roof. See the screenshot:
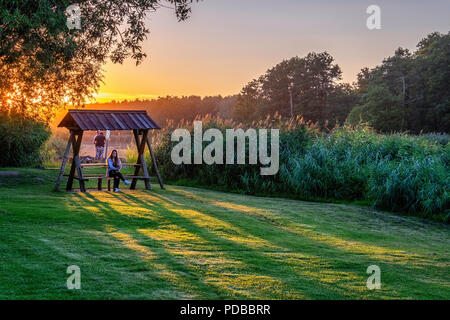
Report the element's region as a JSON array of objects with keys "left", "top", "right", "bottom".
[{"left": 58, "top": 109, "right": 161, "bottom": 131}]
